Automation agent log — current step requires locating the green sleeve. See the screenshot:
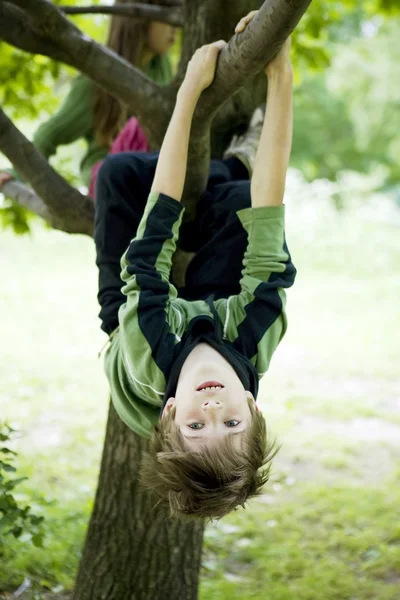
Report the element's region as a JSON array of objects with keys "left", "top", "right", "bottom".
[
  {"left": 115, "top": 193, "right": 186, "bottom": 406},
  {"left": 32, "top": 75, "right": 95, "bottom": 159},
  {"left": 216, "top": 205, "right": 296, "bottom": 377},
  {"left": 105, "top": 332, "right": 160, "bottom": 438},
  {"left": 120, "top": 192, "right": 184, "bottom": 296}
]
